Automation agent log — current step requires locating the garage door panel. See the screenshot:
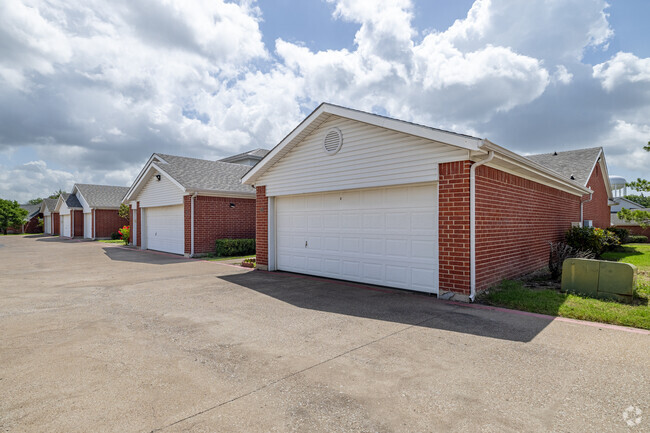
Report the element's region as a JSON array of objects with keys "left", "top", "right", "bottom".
[
  {"left": 62, "top": 215, "right": 70, "bottom": 237},
  {"left": 145, "top": 205, "right": 184, "bottom": 255},
  {"left": 276, "top": 184, "right": 437, "bottom": 293}
]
